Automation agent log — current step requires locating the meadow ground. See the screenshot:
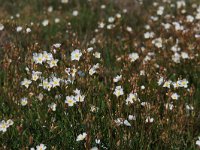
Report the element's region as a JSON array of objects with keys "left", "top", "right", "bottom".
[{"left": 0, "top": 0, "right": 200, "bottom": 149}]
